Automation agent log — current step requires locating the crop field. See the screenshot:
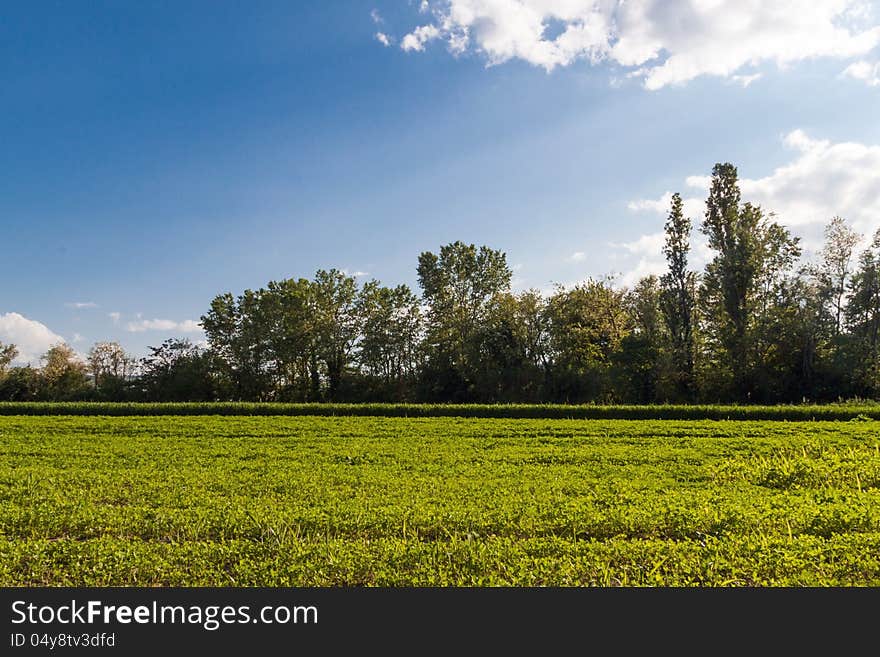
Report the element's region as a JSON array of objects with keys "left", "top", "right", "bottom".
[{"left": 2, "top": 414, "right": 880, "bottom": 586}]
